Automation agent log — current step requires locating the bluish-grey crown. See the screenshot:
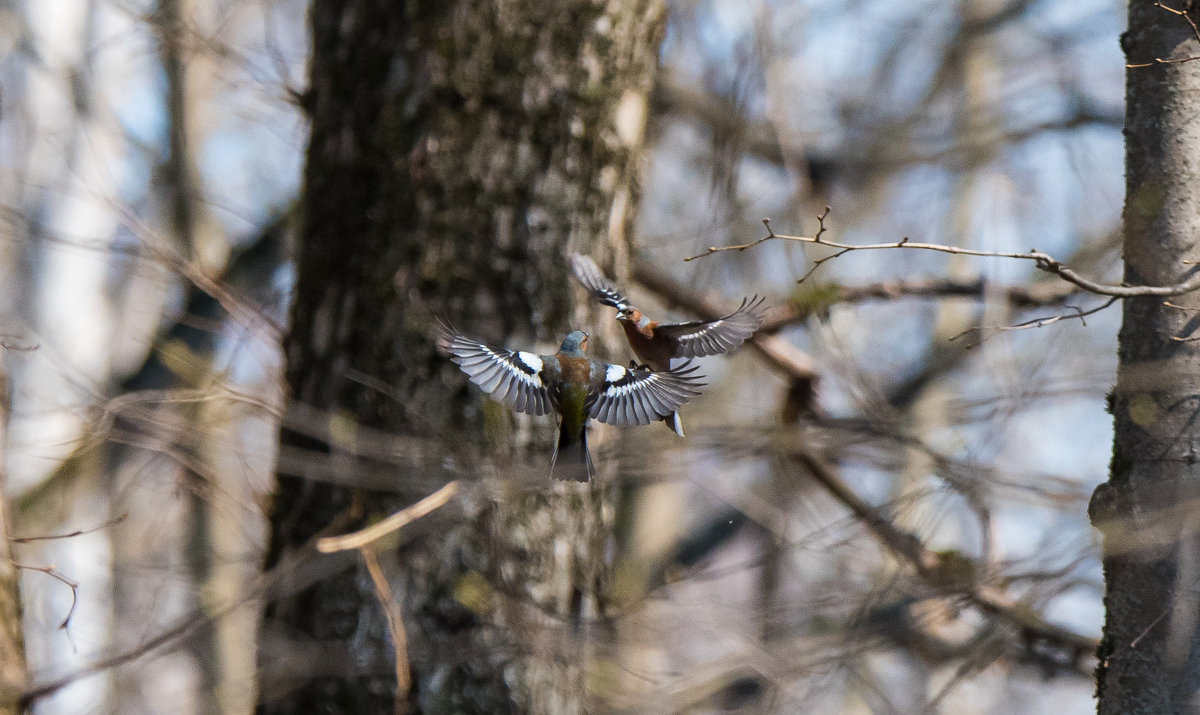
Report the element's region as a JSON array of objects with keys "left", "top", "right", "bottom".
[{"left": 558, "top": 330, "right": 589, "bottom": 356}]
